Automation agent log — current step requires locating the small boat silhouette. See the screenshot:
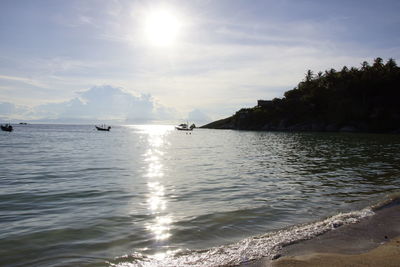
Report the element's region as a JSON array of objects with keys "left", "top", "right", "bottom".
[
  {"left": 1, "top": 124, "right": 13, "bottom": 132},
  {"left": 95, "top": 125, "right": 111, "bottom": 131}
]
